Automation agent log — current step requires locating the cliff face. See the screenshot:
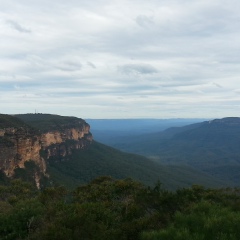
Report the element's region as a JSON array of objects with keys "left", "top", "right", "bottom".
[
  {"left": 0, "top": 121, "right": 92, "bottom": 178},
  {"left": 41, "top": 125, "right": 92, "bottom": 160}
]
